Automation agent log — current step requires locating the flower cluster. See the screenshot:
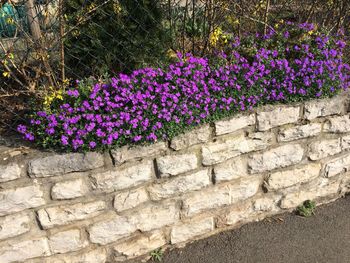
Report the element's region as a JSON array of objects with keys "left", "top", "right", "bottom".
[{"left": 18, "top": 22, "right": 350, "bottom": 151}]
